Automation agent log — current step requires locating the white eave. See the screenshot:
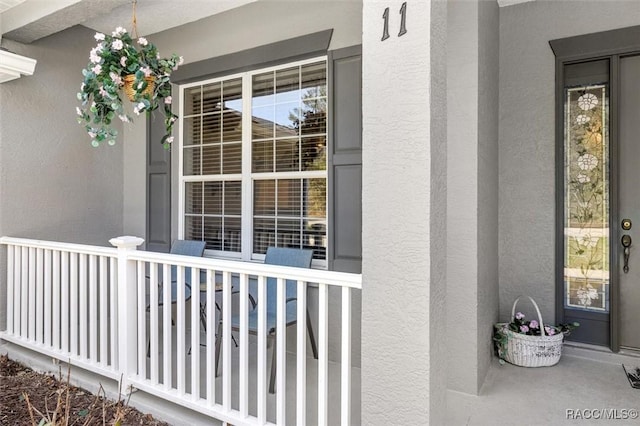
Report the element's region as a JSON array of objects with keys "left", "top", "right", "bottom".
[
  {"left": 498, "top": 0, "right": 536, "bottom": 7},
  {"left": 0, "top": 49, "right": 36, "bottom": 83}
]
